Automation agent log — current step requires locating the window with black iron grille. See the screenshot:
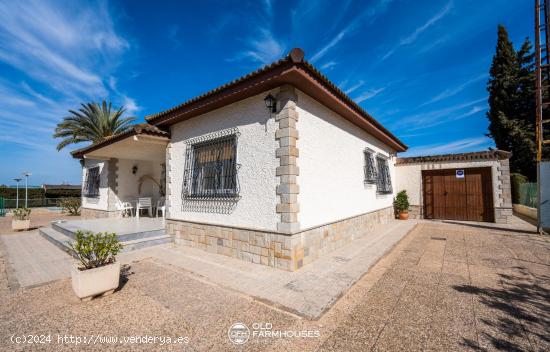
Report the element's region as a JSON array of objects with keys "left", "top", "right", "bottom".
[
  {"left": 376, "top": 155, "right": 392, "bottom": 194},
  {"left": 83, "top": 166, "right": 100, "bottom": 197},
  {"left": 364, "top": 148, "right": 377, "bottom": 184},
  {"left": 183, "top": 134, "right": 239, "bottom": 199}
]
